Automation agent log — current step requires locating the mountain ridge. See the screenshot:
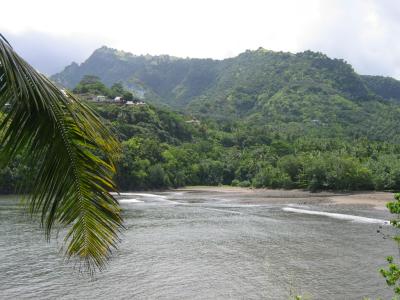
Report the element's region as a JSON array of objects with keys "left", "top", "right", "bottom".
[
  {"left": 51, "top": 46, "right": 400, "bottom": 143},
  {"left": 51, "top": 46, "right": 400, "bottom": 104}
]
